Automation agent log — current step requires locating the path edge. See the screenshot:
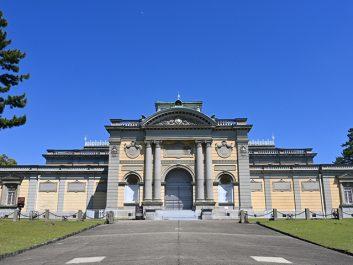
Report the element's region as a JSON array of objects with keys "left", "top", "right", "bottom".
[
  {"left": 256, "top": 221, "right": 353, "bottom": 257},
  {"left": 0, "top": 222, "right": 103, "bottom": 261}
]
